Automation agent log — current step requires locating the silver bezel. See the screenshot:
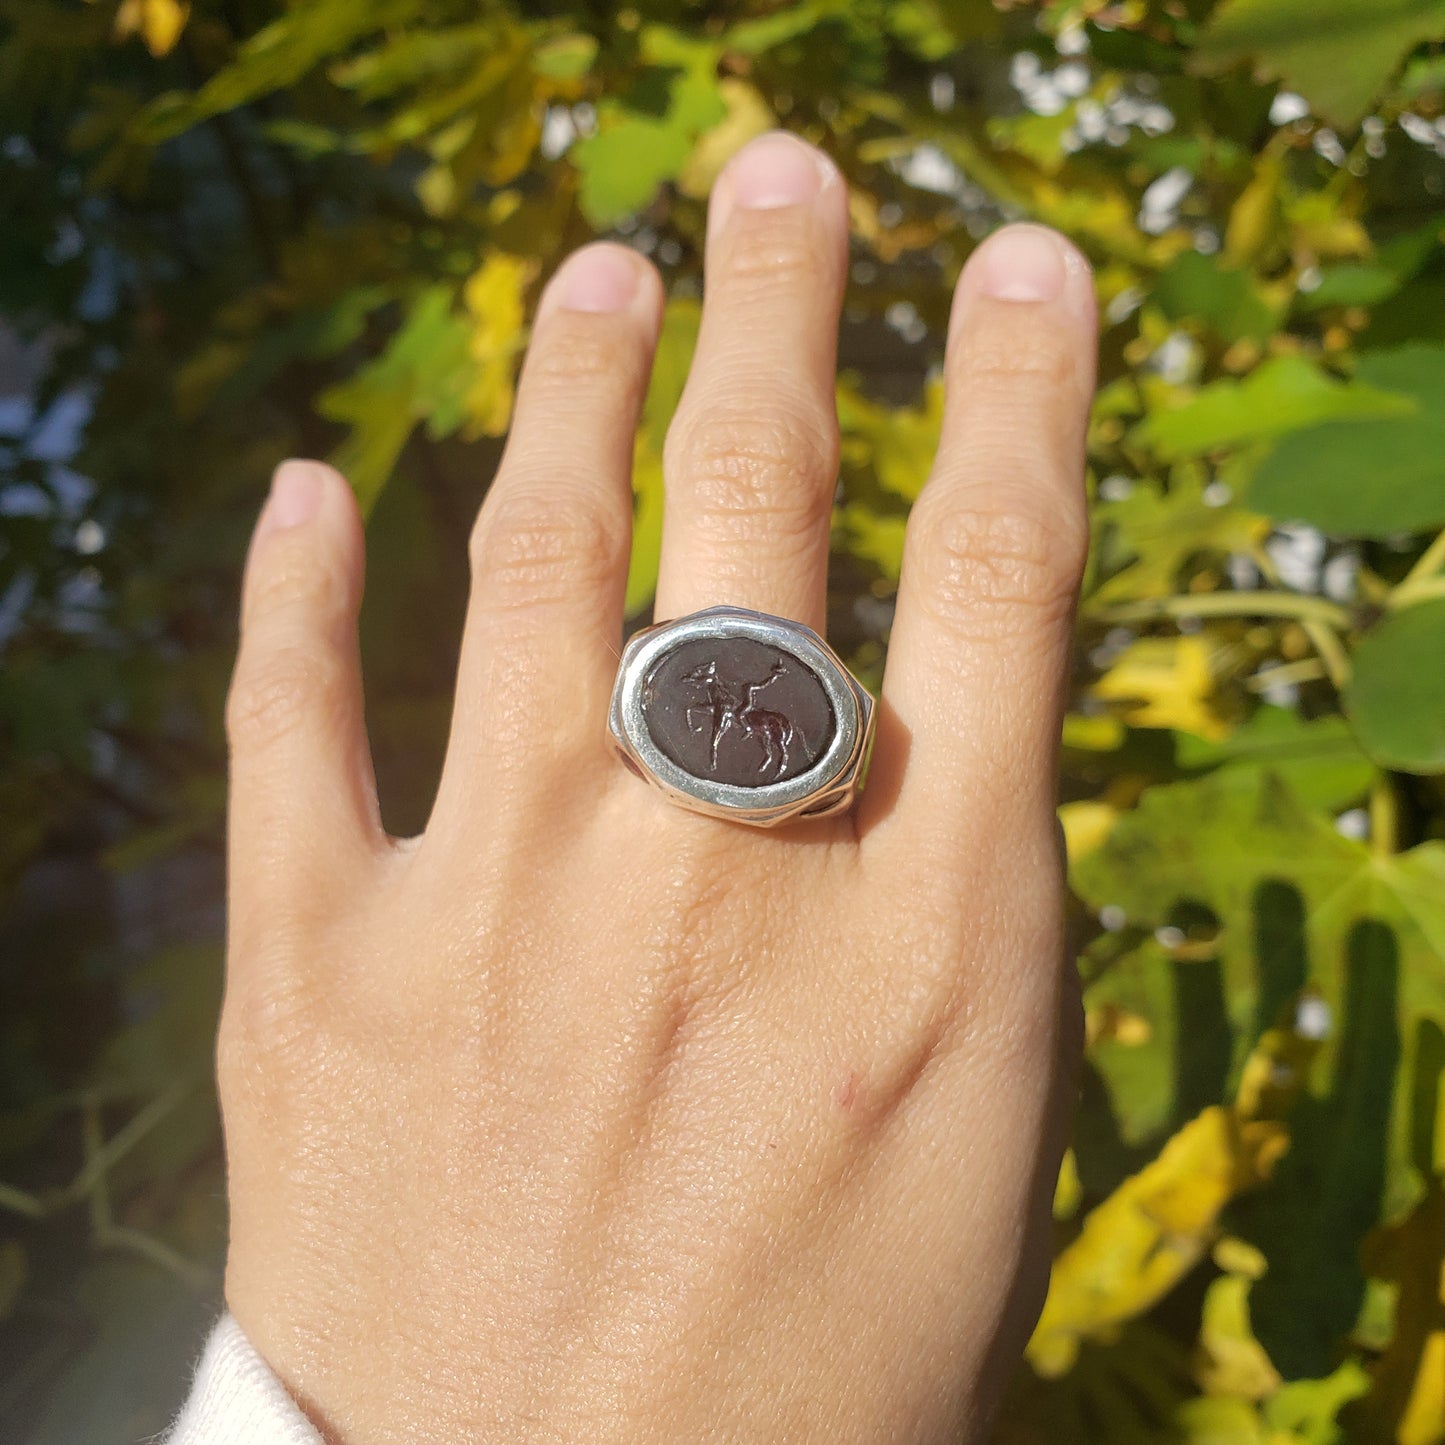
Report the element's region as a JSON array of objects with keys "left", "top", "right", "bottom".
[{"left": 609, "top": 606, "right": 873, "bottom": 825}]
